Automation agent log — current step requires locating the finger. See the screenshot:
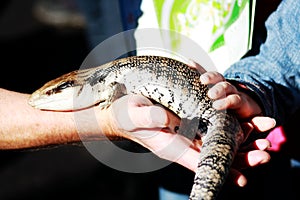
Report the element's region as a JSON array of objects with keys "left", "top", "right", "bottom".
[
  {"left": 241, "top": 139, "right": 272, "bottom": 151},
  {"left": 188, "top": 59, "right": 207, "bottom": 74},
  {"left": 127, "top": 95, "right": 173, "bottom": 128},
  {"left": 127, "top": 94, "right": 154, "bottom": 107},
  {"left": 111, "top": 95, "right": 179, "bottom": 131},
  {"left": 175, "top": 147, "right": 200, "bottom": 172},
  {"left": 129, "top": 105, "right": 180, "bottom": 130},
  {"left": 233, "top": 150, "right": 271, "bottom": 169},
  {"left": 241, "top": 122, "right": 254, "bottom": 140},
  {"left": 208, "top": 82, "right": 239, "bottom": 99},
  {"left": 250, "top": 116, "right": 276, "bottom": 132},
  {"left": 247, "top": 150, "right": 271, "bottom": 166},
  {"left": 227, "top": 168, "right": 247, "bottom": 187},
  {"left": 212, "top": 94, "right": 242, "bottom": 110},
  {"left": 133, "top": 129, "right": 200, "bottom": 171},
  {"left": 254, "top": 139, "right": 272, "bottom": 150},
  {"left": 127, "top": 95, "right": 181, "bottom": 130},
  {"left": 200, "top": 71, "right": 225, "bottom": 85}
]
